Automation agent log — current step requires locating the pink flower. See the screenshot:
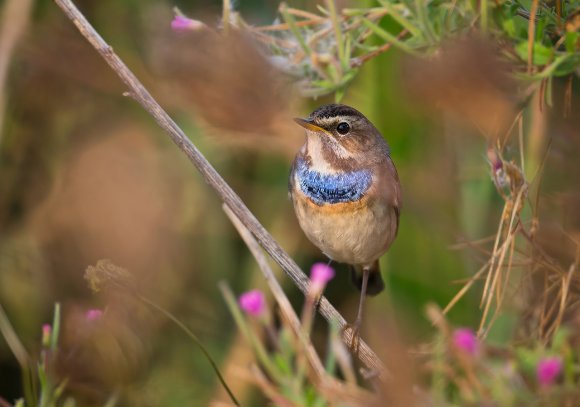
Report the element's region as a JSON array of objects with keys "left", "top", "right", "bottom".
[
  {"left": 536, "top": 357, "right": 562, "bottom": 388},
  {"left": 239, "top": 290, "right": 265, "bottom": 317},
  {"left": 42, "top": 324, "right": 52, "bottom": 347},
  {"left": 452, "top": 328, "right": 479, "bottom": 355},
  {"left": 171, "top": 15, "right": 206, "bottom": 32},
  {"left": 310, "top": 263, "right": 335, "bottom": 291},
  {"left": 85, "top": 309, "right": 103, "bottom": 321}
]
